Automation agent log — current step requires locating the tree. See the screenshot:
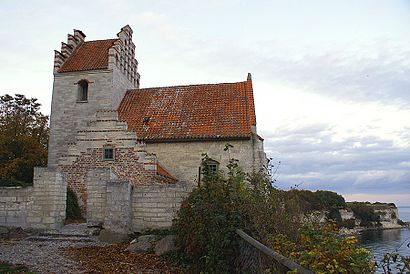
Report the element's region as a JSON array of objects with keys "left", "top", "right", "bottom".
[{"left": 0, "top": 94, "right": 49, "bottom": 186}]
